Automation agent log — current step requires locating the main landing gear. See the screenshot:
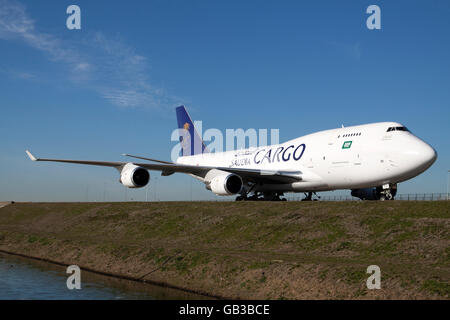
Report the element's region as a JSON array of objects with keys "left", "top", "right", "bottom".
[
  {"left": 301, "top": 192, "right": 320, "bottom": 201},
  {"left": 235, "top": 191, "right": 287, "bottom": 202}
]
